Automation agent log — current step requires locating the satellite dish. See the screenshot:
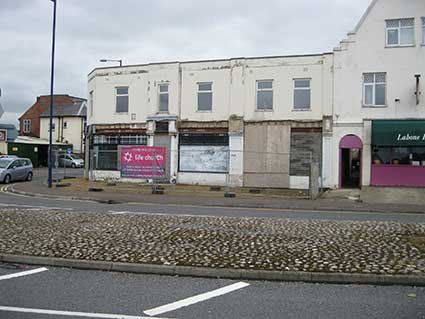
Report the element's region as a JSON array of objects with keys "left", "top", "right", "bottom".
[{"left": 0, "top": 102, "right": 4, "bottom": 119}]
